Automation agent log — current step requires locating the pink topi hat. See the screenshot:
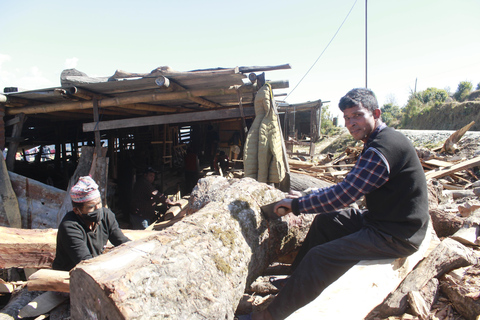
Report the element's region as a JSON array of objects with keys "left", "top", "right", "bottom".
[{"left": 70, "top": 176, "right": 101, "bottom": 203}]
